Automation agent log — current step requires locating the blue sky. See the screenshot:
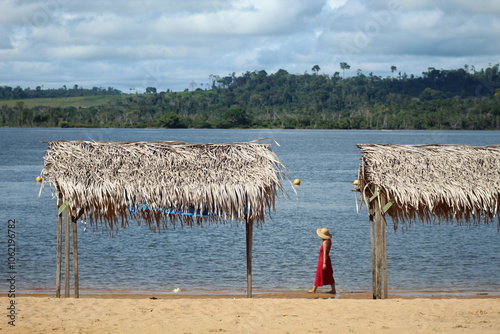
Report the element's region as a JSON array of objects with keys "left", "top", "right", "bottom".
[{"left": 1, "top": 0, "right": 499, "bottom": 92}]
